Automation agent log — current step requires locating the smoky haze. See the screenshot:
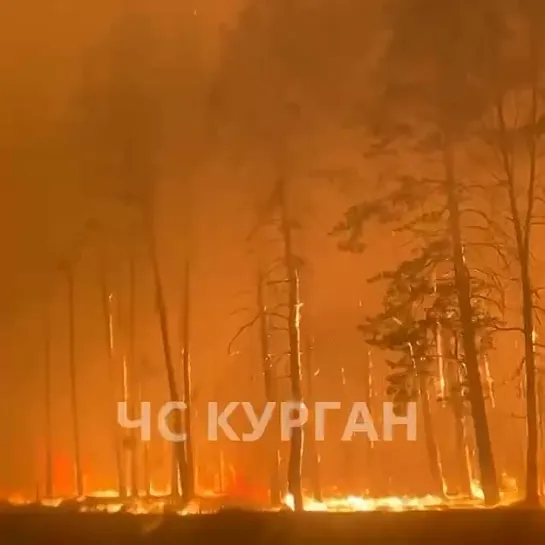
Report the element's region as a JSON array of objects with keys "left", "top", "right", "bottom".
[{"left": 0, "top": 0, "right": 534, "bottom": 500}]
